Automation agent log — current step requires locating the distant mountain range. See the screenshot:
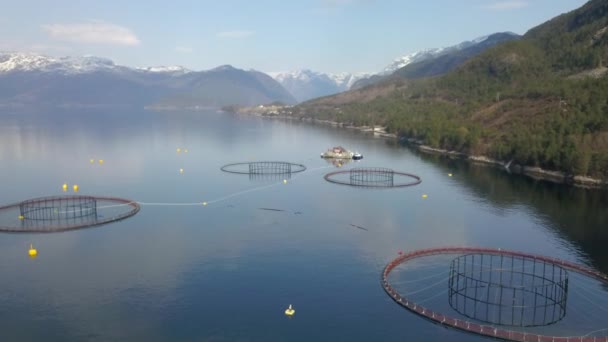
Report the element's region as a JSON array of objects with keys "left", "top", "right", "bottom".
[
  {"left": 268, "top": 70, "right": 370, "bottom": 102},
  {"left": 0, "top": 53, "right": 295, "bottom": 108},
  {"left": 268, "top": 32, "right": 520, "bottom": 101},
  {"left": 0, "top": 32, "right": 521, "bottom": 109},
  {"left": 351, "top": 32, "right": 521, "bottom": 89}
]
